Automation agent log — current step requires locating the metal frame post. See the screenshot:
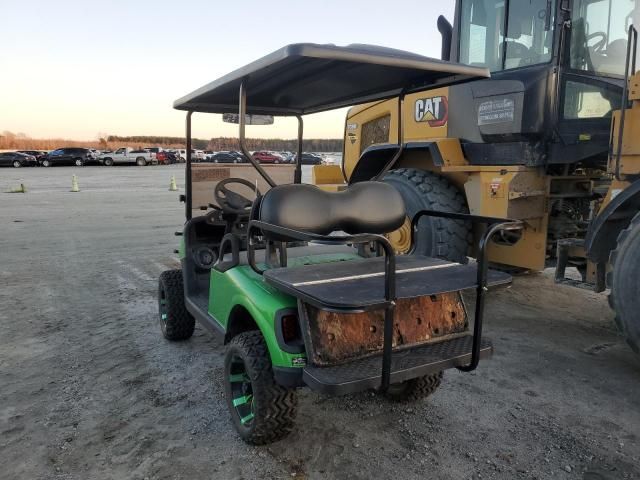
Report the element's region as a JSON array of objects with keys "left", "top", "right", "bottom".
[
  {"left": 295, "top": 115, "right": 303, "bottom": 184},
  {"left": 238, "top": 81, "right": 276, "bottom": 187},
  {"left": 185, "top": 111, "right": 193, "bottom": 220}
]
